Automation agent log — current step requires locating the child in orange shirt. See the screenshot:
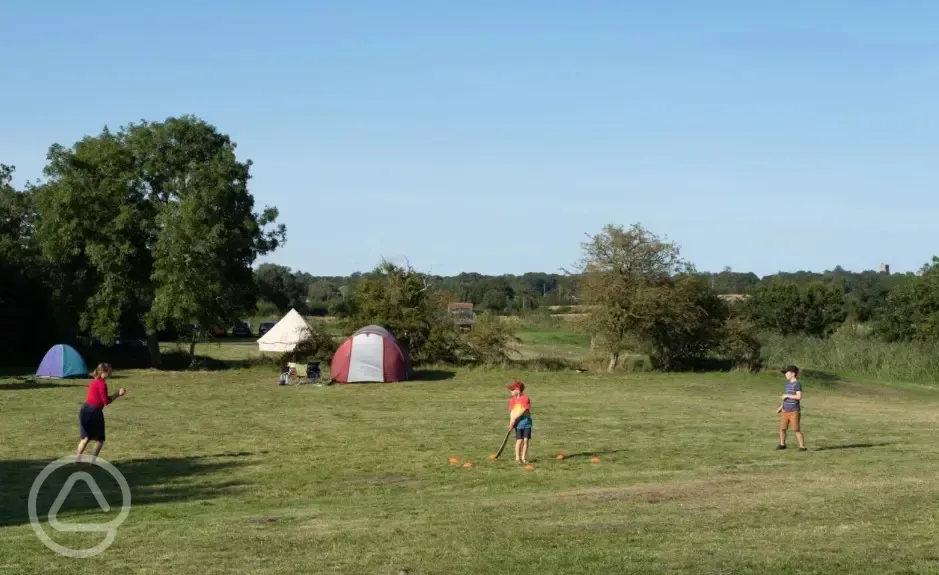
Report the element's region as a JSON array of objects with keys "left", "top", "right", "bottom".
[{"left": 507, "top": 380, "right": 533, "bottom": 464}]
